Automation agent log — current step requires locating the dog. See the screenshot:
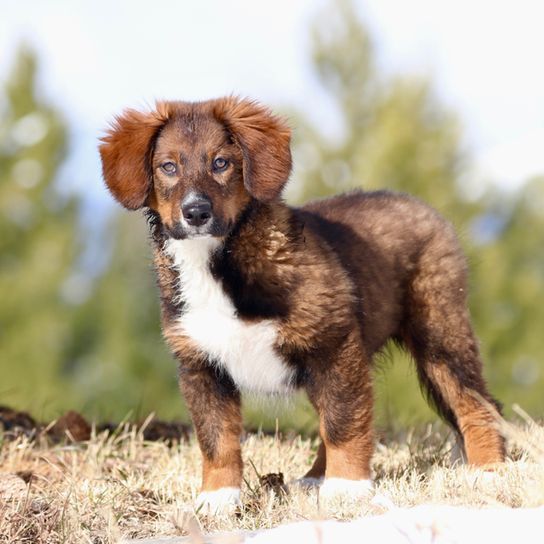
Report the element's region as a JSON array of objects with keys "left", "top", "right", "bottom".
[{"left": 99, "top": 97, "right": 505, "bottom": 513}]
